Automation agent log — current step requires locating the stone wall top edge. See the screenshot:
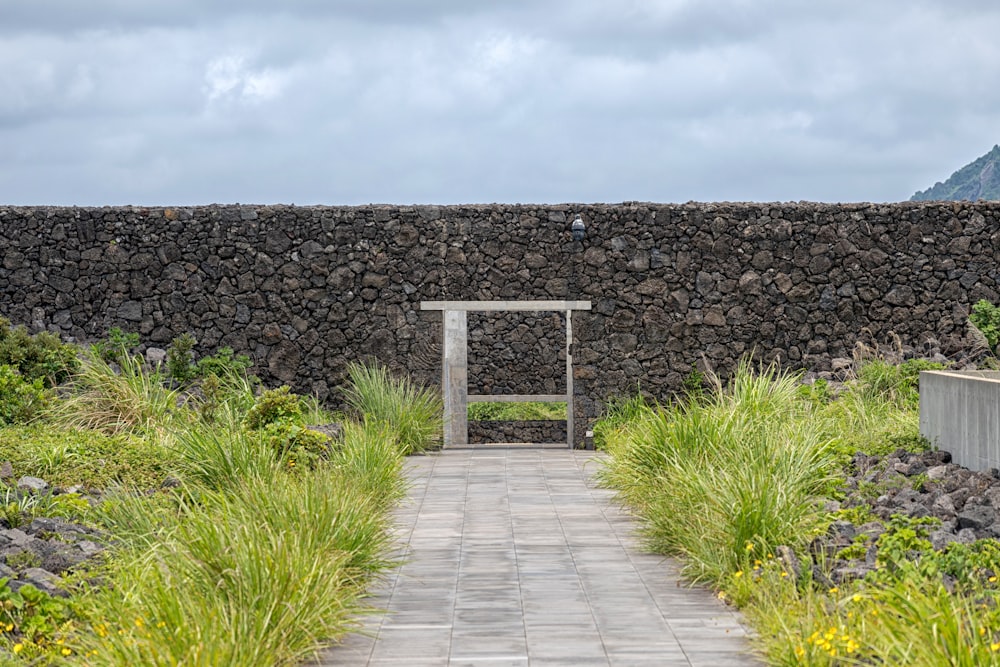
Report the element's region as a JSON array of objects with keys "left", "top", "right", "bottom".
[{"left": 5, "top": 201, "right": 1000, "bottom": 214}]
